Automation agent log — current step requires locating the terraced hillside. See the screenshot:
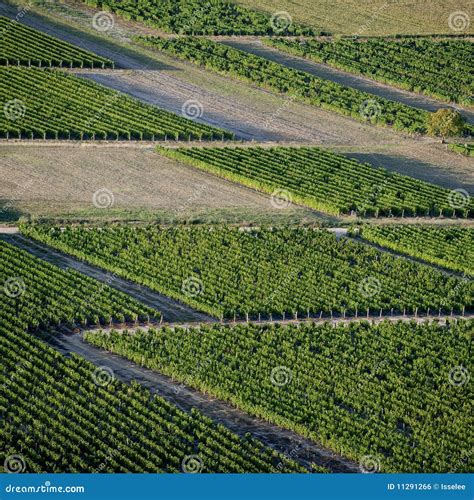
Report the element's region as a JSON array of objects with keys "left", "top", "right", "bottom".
[{"left": 0, "top": 67, "right": 233, "bottom": 140}]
